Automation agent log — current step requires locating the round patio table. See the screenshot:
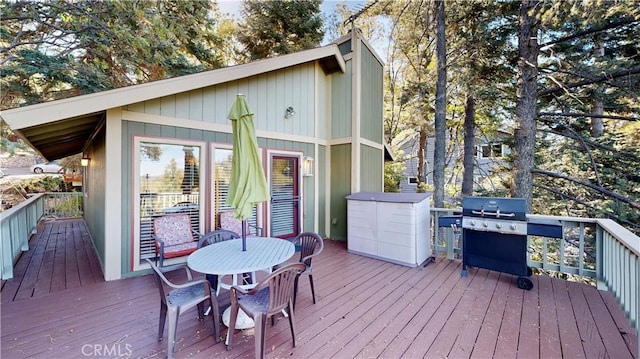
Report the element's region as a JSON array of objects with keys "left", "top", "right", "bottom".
[{"left": 187, "top": 236, "right": 295, "bottom": 329}]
